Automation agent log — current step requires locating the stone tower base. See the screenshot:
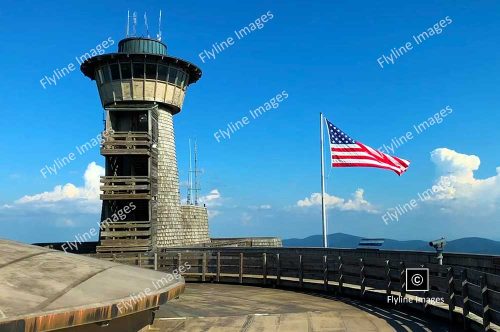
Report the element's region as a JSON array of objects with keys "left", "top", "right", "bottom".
[{"left": 178, "top": 205, "right": 211, "bottom": 246}]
